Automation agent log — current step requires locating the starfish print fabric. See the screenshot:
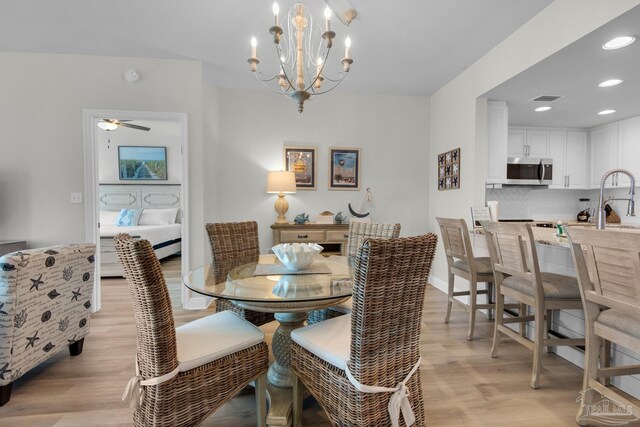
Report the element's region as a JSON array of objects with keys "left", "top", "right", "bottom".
[{"left": 0, "top": 243, "right": 96, "bottom": 386}]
